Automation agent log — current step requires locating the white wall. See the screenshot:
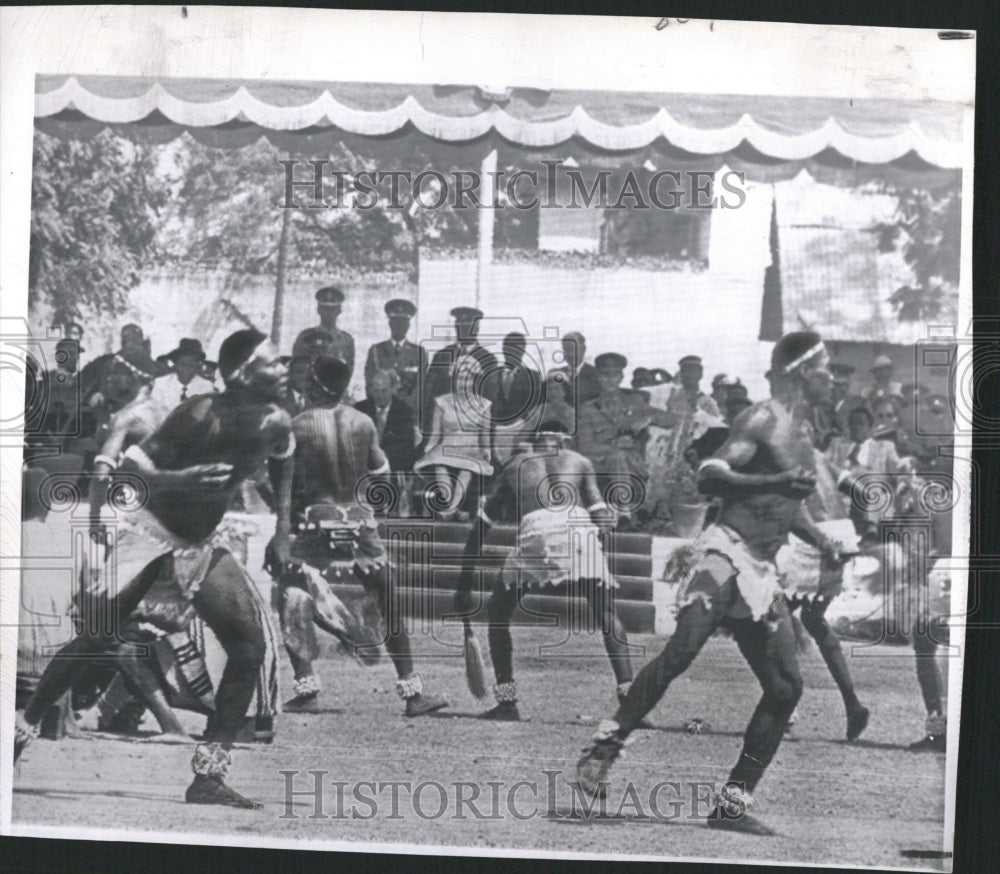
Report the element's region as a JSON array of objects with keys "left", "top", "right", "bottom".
[{"left": 417, "top": 176, "right": 777, "bottom": 398}]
